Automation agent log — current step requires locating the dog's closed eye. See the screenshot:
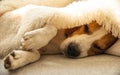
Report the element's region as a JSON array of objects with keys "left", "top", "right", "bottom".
[{"left": 84, "top": 24, "right": 89, "bottom": 33}]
